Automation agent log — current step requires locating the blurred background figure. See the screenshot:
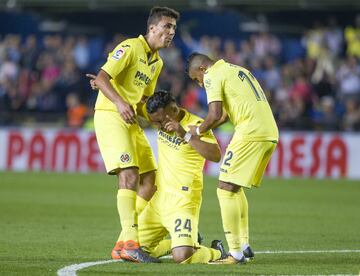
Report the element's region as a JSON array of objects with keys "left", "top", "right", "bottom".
[{"left": 66, "top": 93, "right": 88, "bottom": 128}]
